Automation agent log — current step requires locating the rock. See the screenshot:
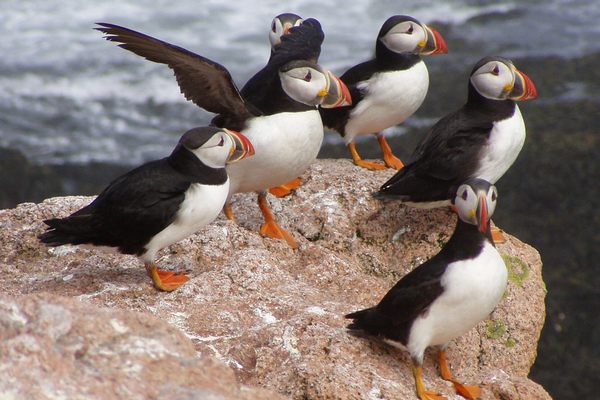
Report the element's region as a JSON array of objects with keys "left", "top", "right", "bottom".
[
  {"left": 0, "top": 159, "right": 550, "bottom": 399},
  {"left": 0, "top": 293, "right": 284, "bottom": 400}
]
